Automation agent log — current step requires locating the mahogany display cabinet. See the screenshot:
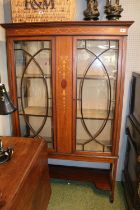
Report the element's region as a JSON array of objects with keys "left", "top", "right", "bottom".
[{"left": 1, "top": 21, "right": 133, "bottom": 202}]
